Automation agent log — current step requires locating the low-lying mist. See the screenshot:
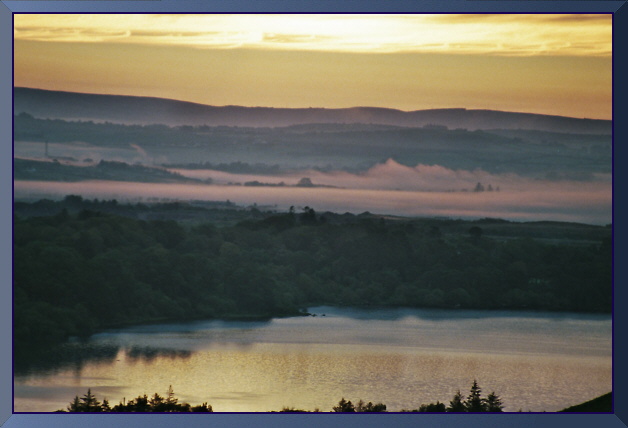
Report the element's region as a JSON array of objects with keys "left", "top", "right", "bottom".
[
  {"left": 14, "top": 176, "right": 611, "bottom": 225},
  {"left": 13, "top": 138, "right": 611, "bottom": 224},
  {"left": 169, "top": 158, "right": 611, "bottom": 192}
]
